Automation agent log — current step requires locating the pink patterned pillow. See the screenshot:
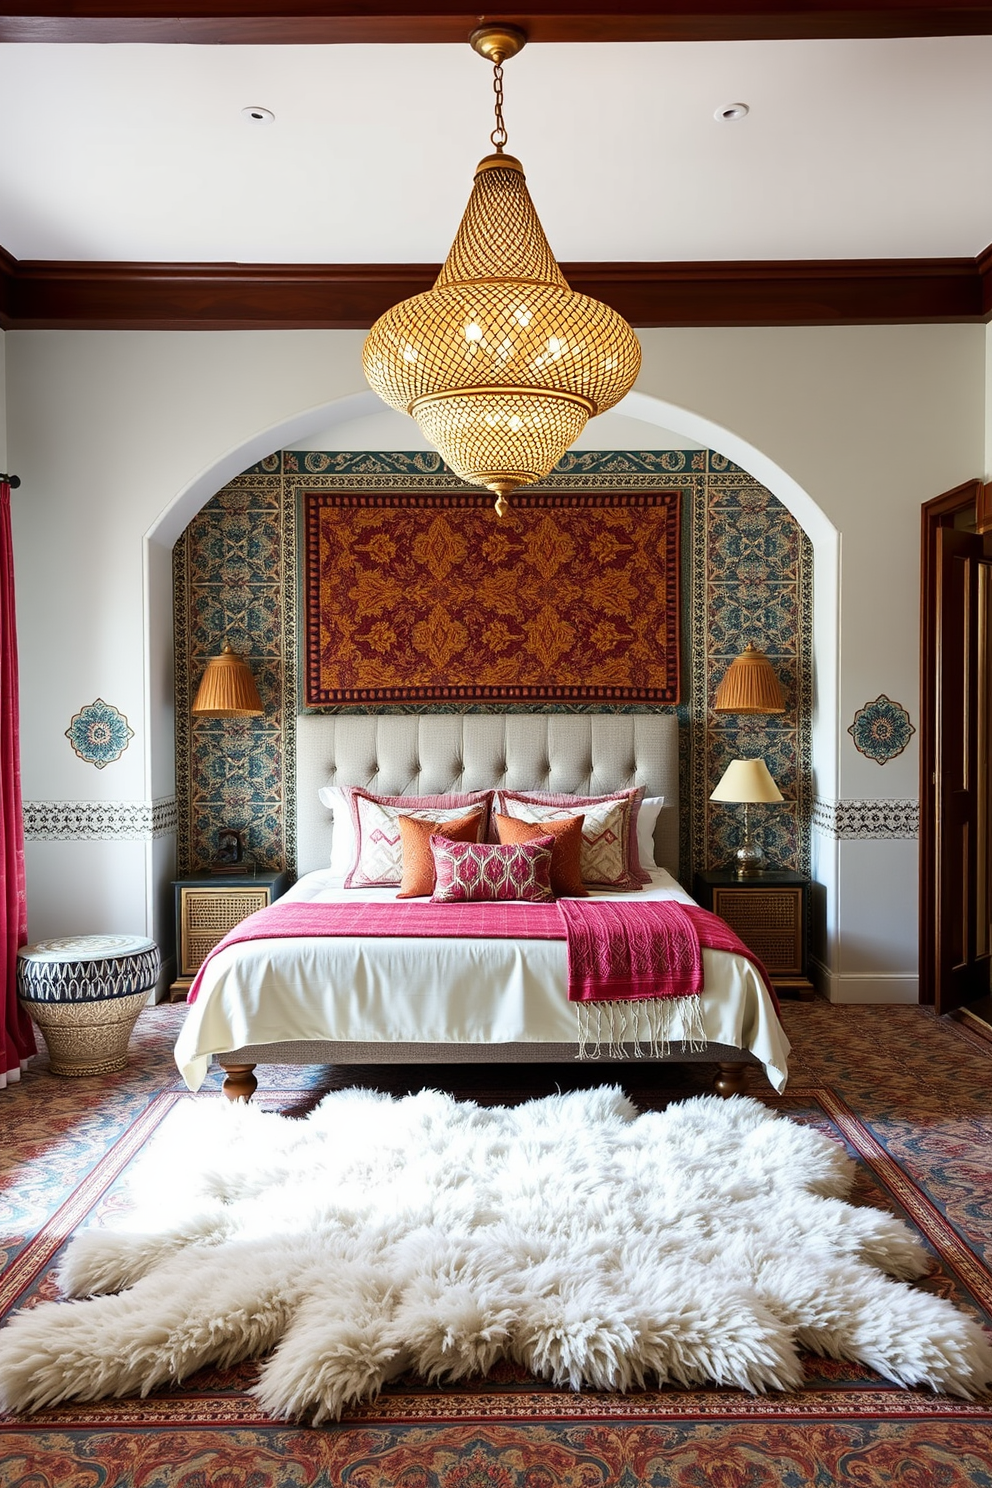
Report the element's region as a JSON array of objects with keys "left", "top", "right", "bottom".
[{"left": 430, "top": 835, "right": 555, "bottom": 904}]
